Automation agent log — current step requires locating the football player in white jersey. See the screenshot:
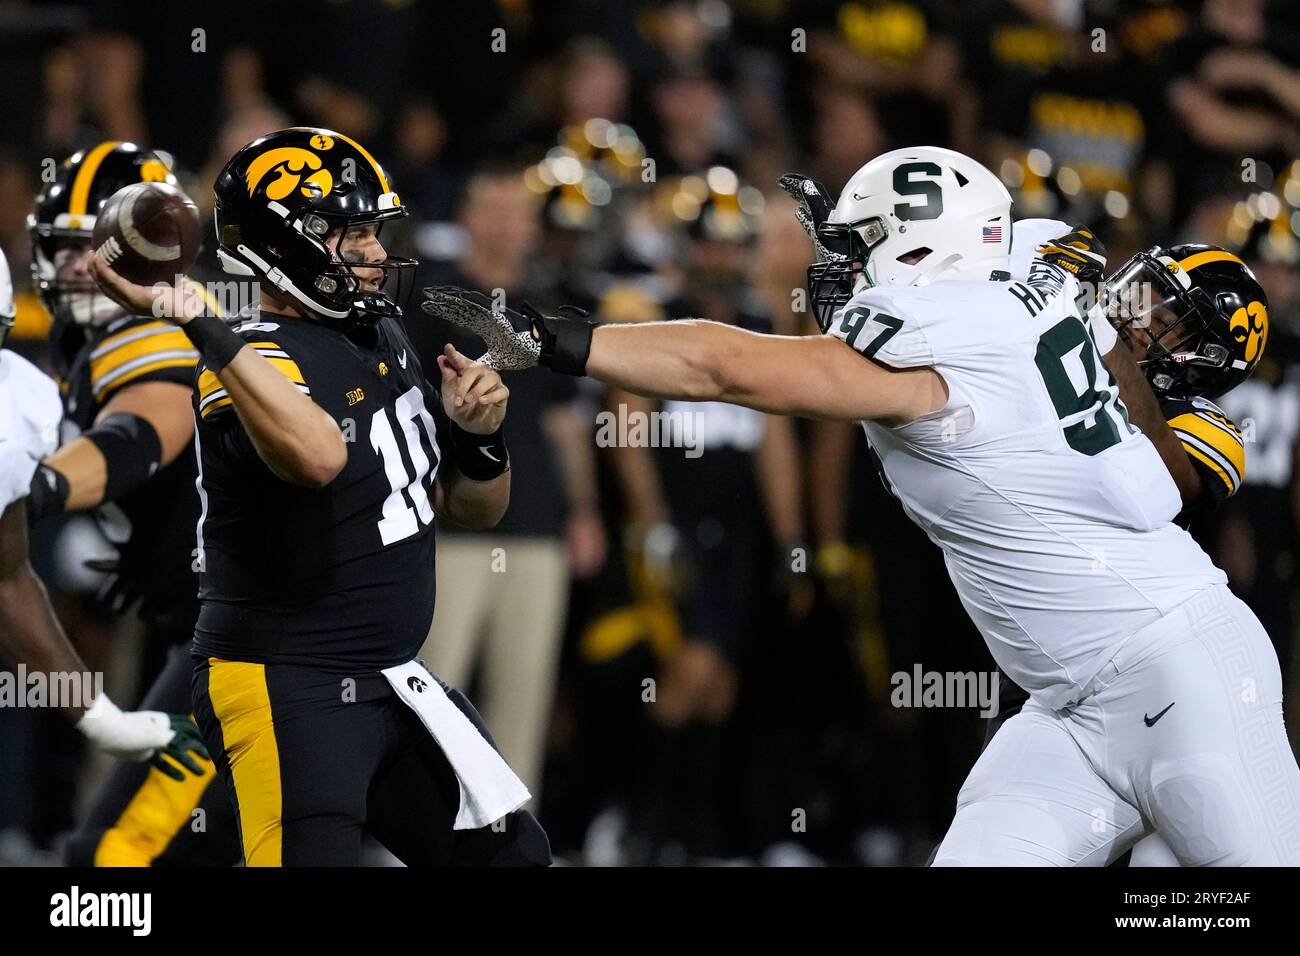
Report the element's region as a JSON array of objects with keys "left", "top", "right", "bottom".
[
  {"left": 425, "top": 145, "right": 1300, "bottom": 866},
  {"left": 0, "top": 248, "right": 206, "bottom": 779},
  {"left": 982, "top": 221, "right": 1263, "bottom": 866}
]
